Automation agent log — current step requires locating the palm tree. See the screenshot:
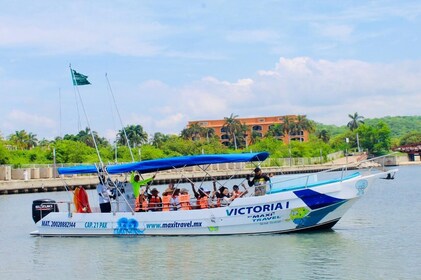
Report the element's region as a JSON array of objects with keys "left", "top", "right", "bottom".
[
  {"left": 222, "top": 113, "right": 243, "bottom": 149},
  {"left": 180, "top": 122, "right": 208, "bottom": 141},
  {"left": 266, "top": 124, "right": 285, "bottom": 139},
  {"left": 189, "top": 122, "right": 206, "bottom": 141},
  {"left": 27, "top": 132, "right": 38, "bottom": 149},
  {"left": 291, "top": 115, "right": 315, "bottom": 142},
  {"left": 347, "top": 112, "right": 365, "bottom": 131},
  {"left": 317, "top": 129, "right": 330, "bottom": 143},
  {"left": 282, "top": 116, "right": 294, "bottom": 144},
  {"left": 347, "top": 112, "right": 365, "bottom": 152},
  {"left": 205, "top": 128, "right": 215, "bottom": 143},
  {"left": 152, "top": 132, "right": 170, "bottom": 148},
  {"left": 117, "top": 124, "right": 148, "bottom": 147},
  {"left": 9, "top": 130, "right": 29, "bottom": 149}
]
